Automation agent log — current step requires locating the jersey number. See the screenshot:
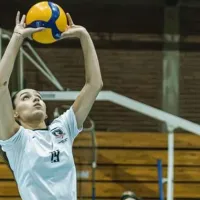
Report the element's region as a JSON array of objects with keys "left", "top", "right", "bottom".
[{"left": 50, "top": 150, "right": 60, "bottom": 163}]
